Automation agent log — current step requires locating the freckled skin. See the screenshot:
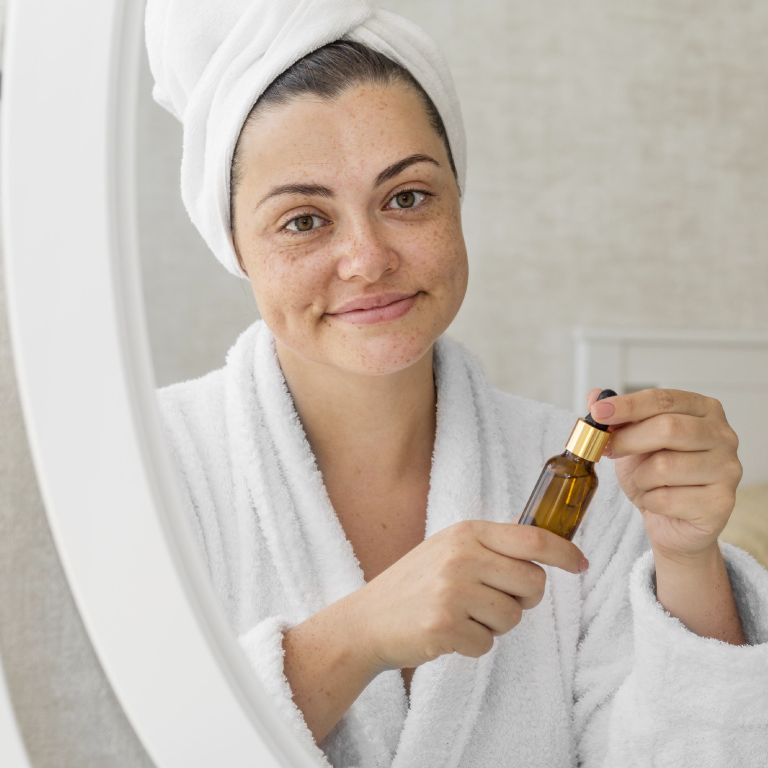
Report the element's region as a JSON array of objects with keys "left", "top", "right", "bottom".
[{"left": 231, "top": 83, "right": 468, "bottom": 376}]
